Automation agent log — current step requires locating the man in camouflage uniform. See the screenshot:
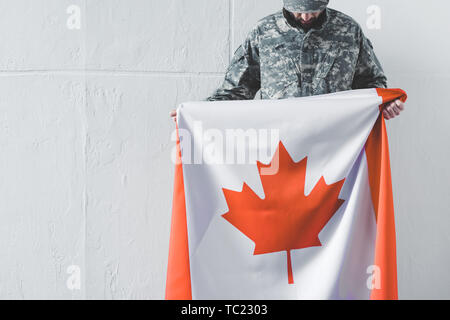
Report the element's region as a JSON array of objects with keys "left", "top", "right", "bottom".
[{"left": 204, "top": 0, "right": 405, "bottom": 120}]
